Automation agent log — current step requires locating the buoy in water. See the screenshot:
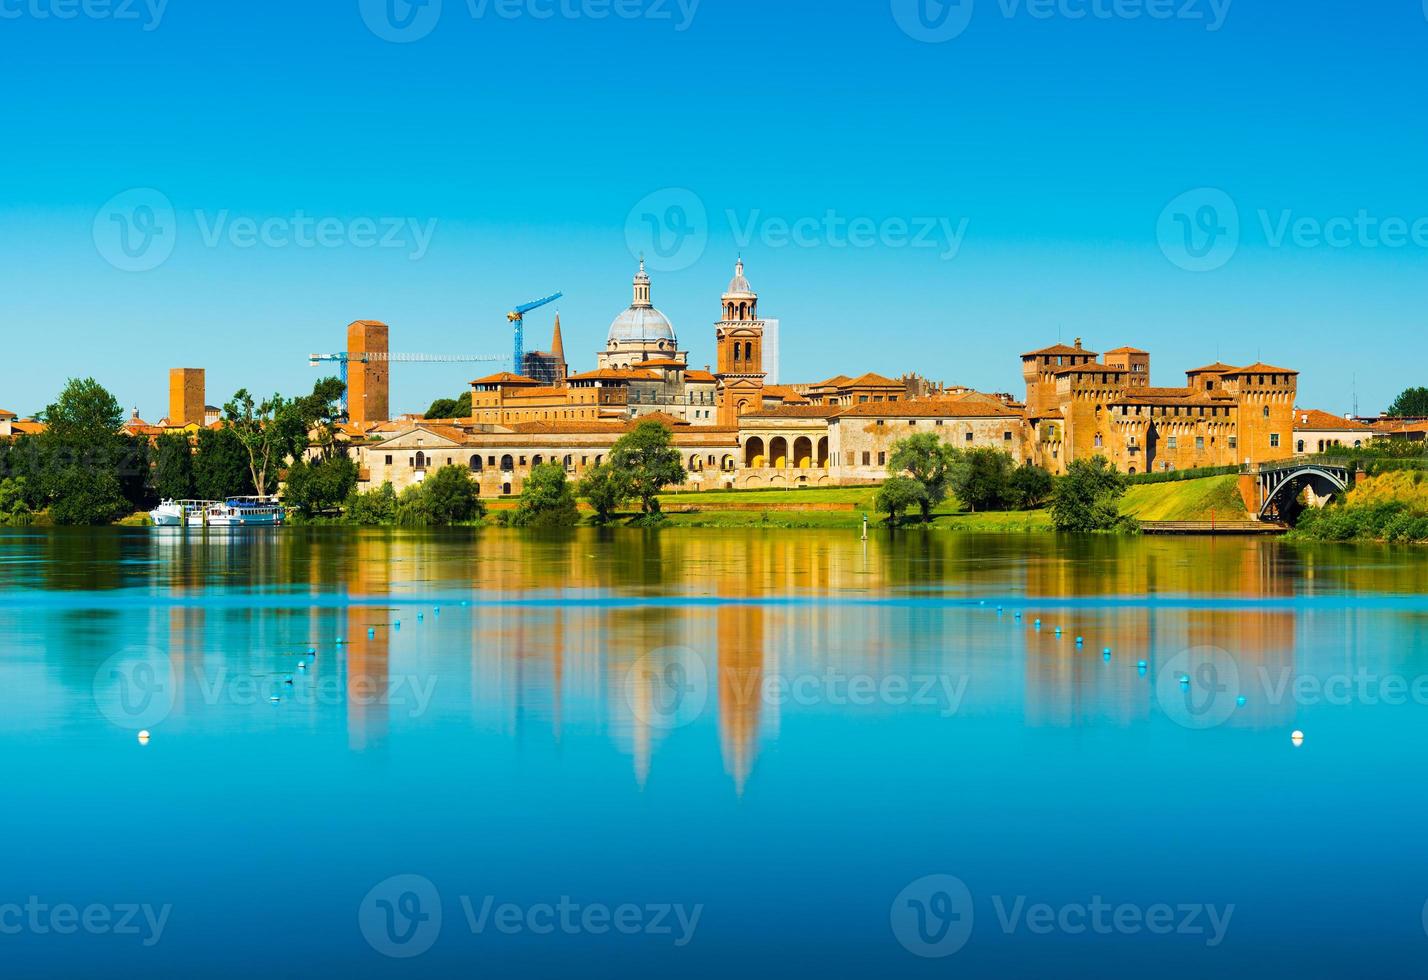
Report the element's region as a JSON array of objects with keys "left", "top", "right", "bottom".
[
  {"left": 137, "top": 730, "right": 151, "bottom": 744},
  {"left": 307, "top": 648, "right": 316, "bottom": 655},
  {"left": 298, "top": 662, "right": 307, "bottom": 671},
  {"left": 1075, "top": 636, "right": 1083, "bottom": 645},
  {"left": 1291, "top": 730, "right": 1305, "bottom": 745},
  {"left": 1179, "top": 674, "right": 1190, "bottom": 686},
  {"left": 269, "top": 696, "right": 281, "bottom": 704},
  {"left": 1103, "top": 647, "right": 1111, "bottom": 655},
  {"left": 1236, "top": 696, "right": 1247, "bottom": 707},
  {"left": 1137, "top": 660, "right": 1148, "bottom": 669}
]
